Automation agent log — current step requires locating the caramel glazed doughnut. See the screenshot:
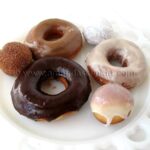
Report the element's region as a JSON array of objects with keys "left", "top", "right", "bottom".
[
  {"left": 25, "top": 19, "right": 83, "bottom": 59},
  {"left": 11, "top": 57, "right": 91, "bottom": 121},
  {"left": 86, "top": 39, "right": 147, "bottom": 89}
]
